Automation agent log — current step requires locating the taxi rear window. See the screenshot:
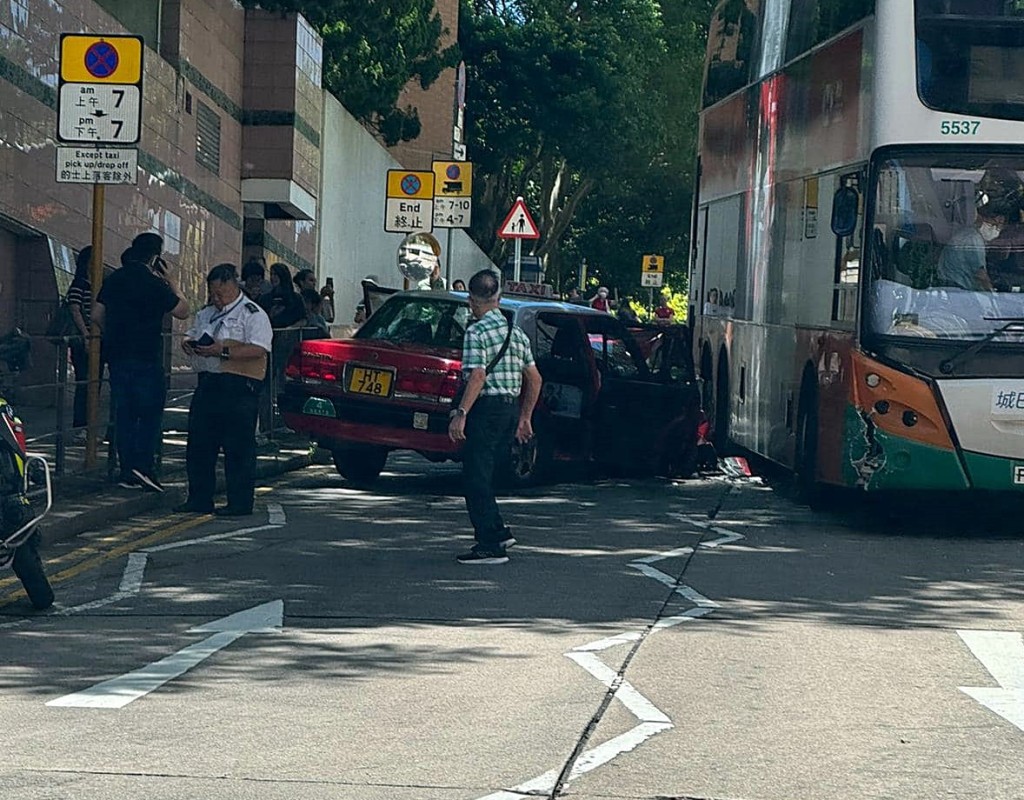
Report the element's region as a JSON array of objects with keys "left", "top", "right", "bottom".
[{"left": 356, "top": 296, "right": 472, "bottom": 348}]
